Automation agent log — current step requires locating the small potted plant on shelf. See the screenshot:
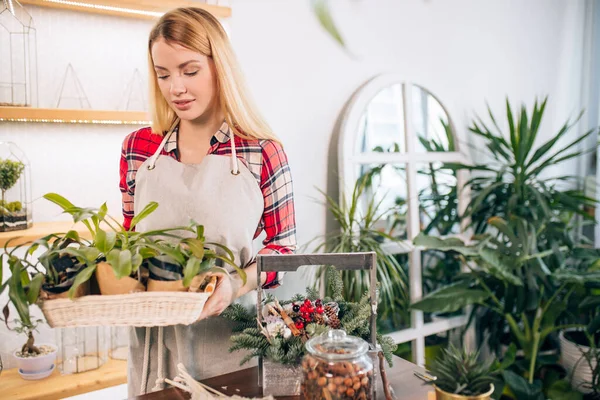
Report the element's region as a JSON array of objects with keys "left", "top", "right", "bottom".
[
  {"left": 1, "top": 247, "right": 56, "bottom": 380},
  {"left": 0, "top": 158, "right": 27, "bottom": 232},
  {"left": 427, "top": 345, "right": 496, "bottom": 400}
]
